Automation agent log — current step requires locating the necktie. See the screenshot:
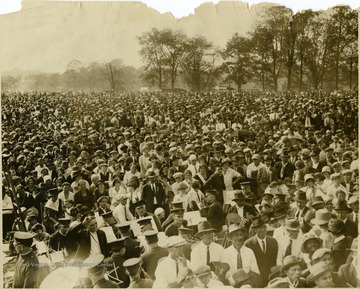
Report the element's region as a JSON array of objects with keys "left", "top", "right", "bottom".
[
  {"left": 262, "top": 240, "right": 266, "bottom": 253},
  {"left": 355, "top": 214, "right": 358, "bottom": 224},
  {"left": 285, "top": 239, "right": 292, "bottom": 257},
  {"left": 176, "top": 261, "right": 179, "bottom": 277},
  {"left": 237, "top": 249, "right": 242, "bottom": 269},
  {"left": 206, "top": 246, "right": 210, "bottom": 265}
]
